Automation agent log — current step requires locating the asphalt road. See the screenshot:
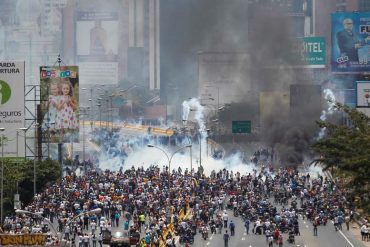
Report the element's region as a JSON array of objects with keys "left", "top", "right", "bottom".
[{"left": 186, "top": 208, "right": 367, "bottom": 247}]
